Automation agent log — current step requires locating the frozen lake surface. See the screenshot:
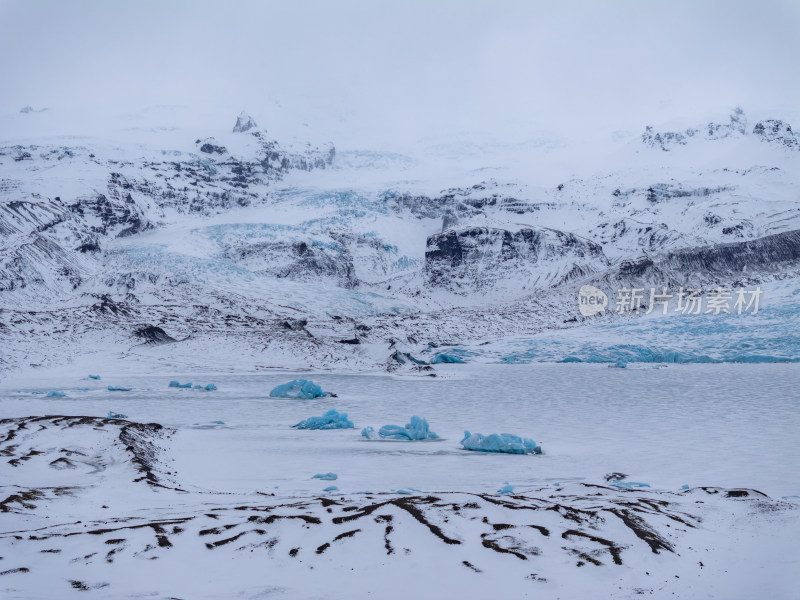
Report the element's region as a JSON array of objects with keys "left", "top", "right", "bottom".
[{"left": 3, "top": 363, "right": 798, "bottom": 499}]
